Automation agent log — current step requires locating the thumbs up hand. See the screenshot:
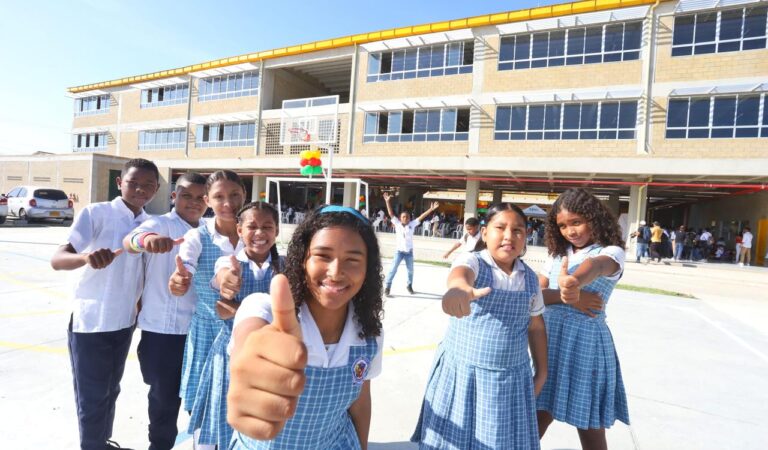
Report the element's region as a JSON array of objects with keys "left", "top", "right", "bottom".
[
  {"left": 219, "top": 255, "right": 243, "bottom": 300},
  {"left": 442, "top": 284, "right": 491, "bottom": 318},
  {"left": 144, "top": 235, "right": 184, "bottom": 254},
  {"left": 169, "top": 255, "right": 192, "bottom": 296},
  {"left": 84, "top": 248, "right": 123, "bottom": 269},
  {"left": 227, "top": 275, "right": 307, "bottom": 440},
  {"left": 558, "top": 257, "right": 581, "bottom": 304}
]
